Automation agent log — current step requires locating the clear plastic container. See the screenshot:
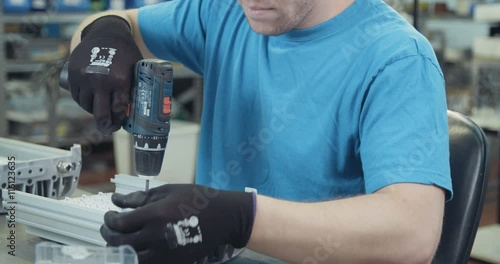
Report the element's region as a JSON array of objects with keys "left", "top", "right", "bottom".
[{"left": 36, "top": 242, "right": 138, "bottom": 264}]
